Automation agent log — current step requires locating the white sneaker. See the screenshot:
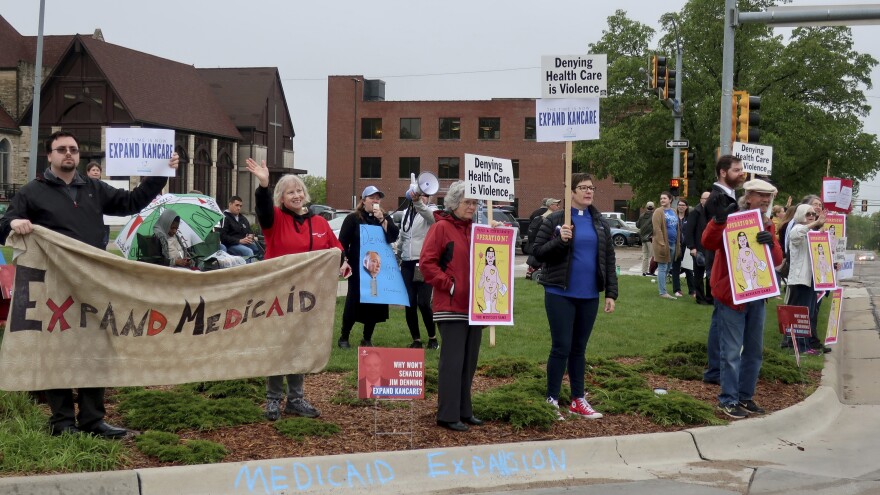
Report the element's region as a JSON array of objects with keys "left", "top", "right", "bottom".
[{"left": 546, "top": 397, "right": 565, "bottom": 421}]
